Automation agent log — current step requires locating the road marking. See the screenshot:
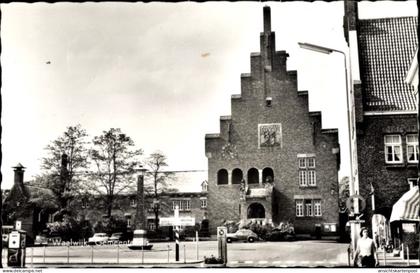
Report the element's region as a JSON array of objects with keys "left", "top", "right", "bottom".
[
  {"left": 300, "top": 261, "right": 309, "bottom": 264},
  {"left": 230, "top": 261, "right": 239, "bottom": 264},
  {"left": 244, "top": 261, "right": 253, "bottom": 264},
  {"left": 286, "top": 261, "right": 295, "bottom": 264},
  {"left": 272, "top": 261, "right": 282, "bottom": 264},
  {"left": 315, "top": 261, "right": 324, "bottom": 264},
  {"left": 258, "top": 261, "right": 268, "bottom": 264}
]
